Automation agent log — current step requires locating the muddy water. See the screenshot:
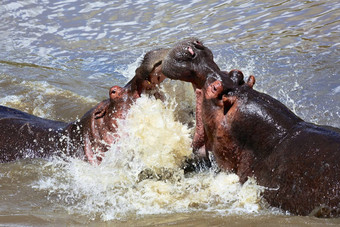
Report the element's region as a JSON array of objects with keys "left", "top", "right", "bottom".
[{"left": 0, "top": 0, "right": 339, "bottom": 226}]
